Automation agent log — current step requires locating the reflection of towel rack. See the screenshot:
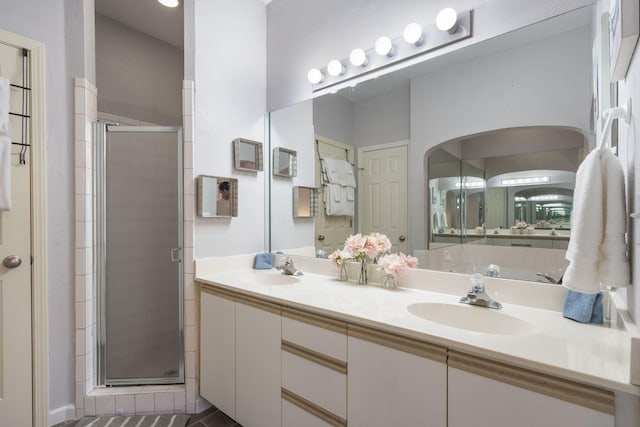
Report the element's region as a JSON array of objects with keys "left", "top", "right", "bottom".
[
  {"left": 597, "top": 99, "right": 631, "bottom": 150},
  {"left": 7, "top": 48, "right": 31, "bottom": 165}
]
